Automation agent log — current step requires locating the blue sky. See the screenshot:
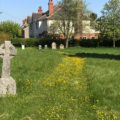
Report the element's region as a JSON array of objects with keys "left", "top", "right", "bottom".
[{"left": 0, "top": 0, "right": 109, "bottom": 25}]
